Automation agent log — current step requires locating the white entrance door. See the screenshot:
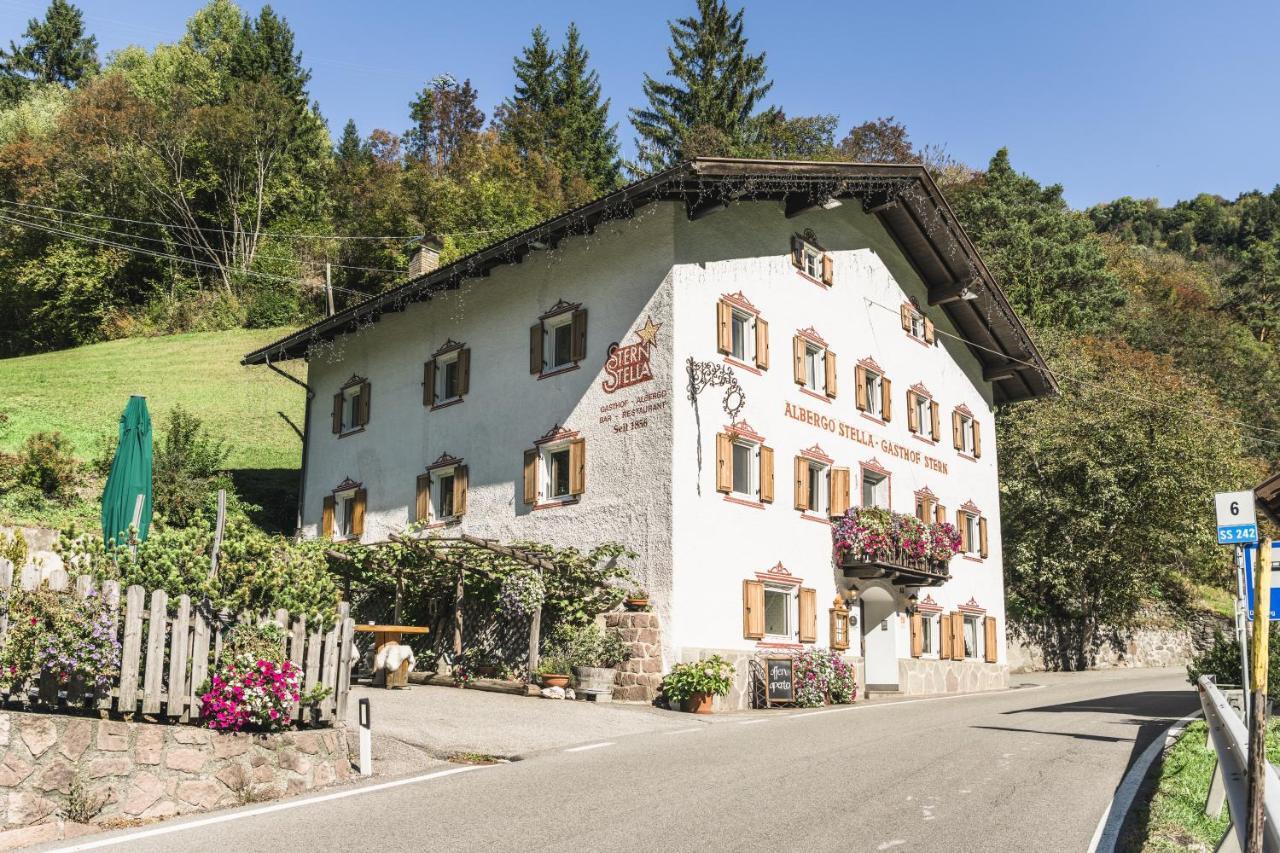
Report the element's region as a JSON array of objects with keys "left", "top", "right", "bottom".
[{"left": 861, "top": 591, "right": 899, "bottom": 689}]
